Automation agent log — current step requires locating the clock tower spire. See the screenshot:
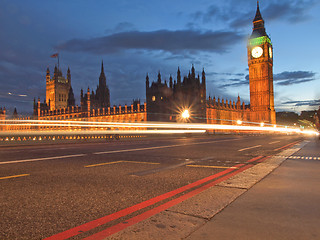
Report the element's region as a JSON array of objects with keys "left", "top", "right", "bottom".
[{"left": 247, "top": 1, "right": 276, "bottom": 124}]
